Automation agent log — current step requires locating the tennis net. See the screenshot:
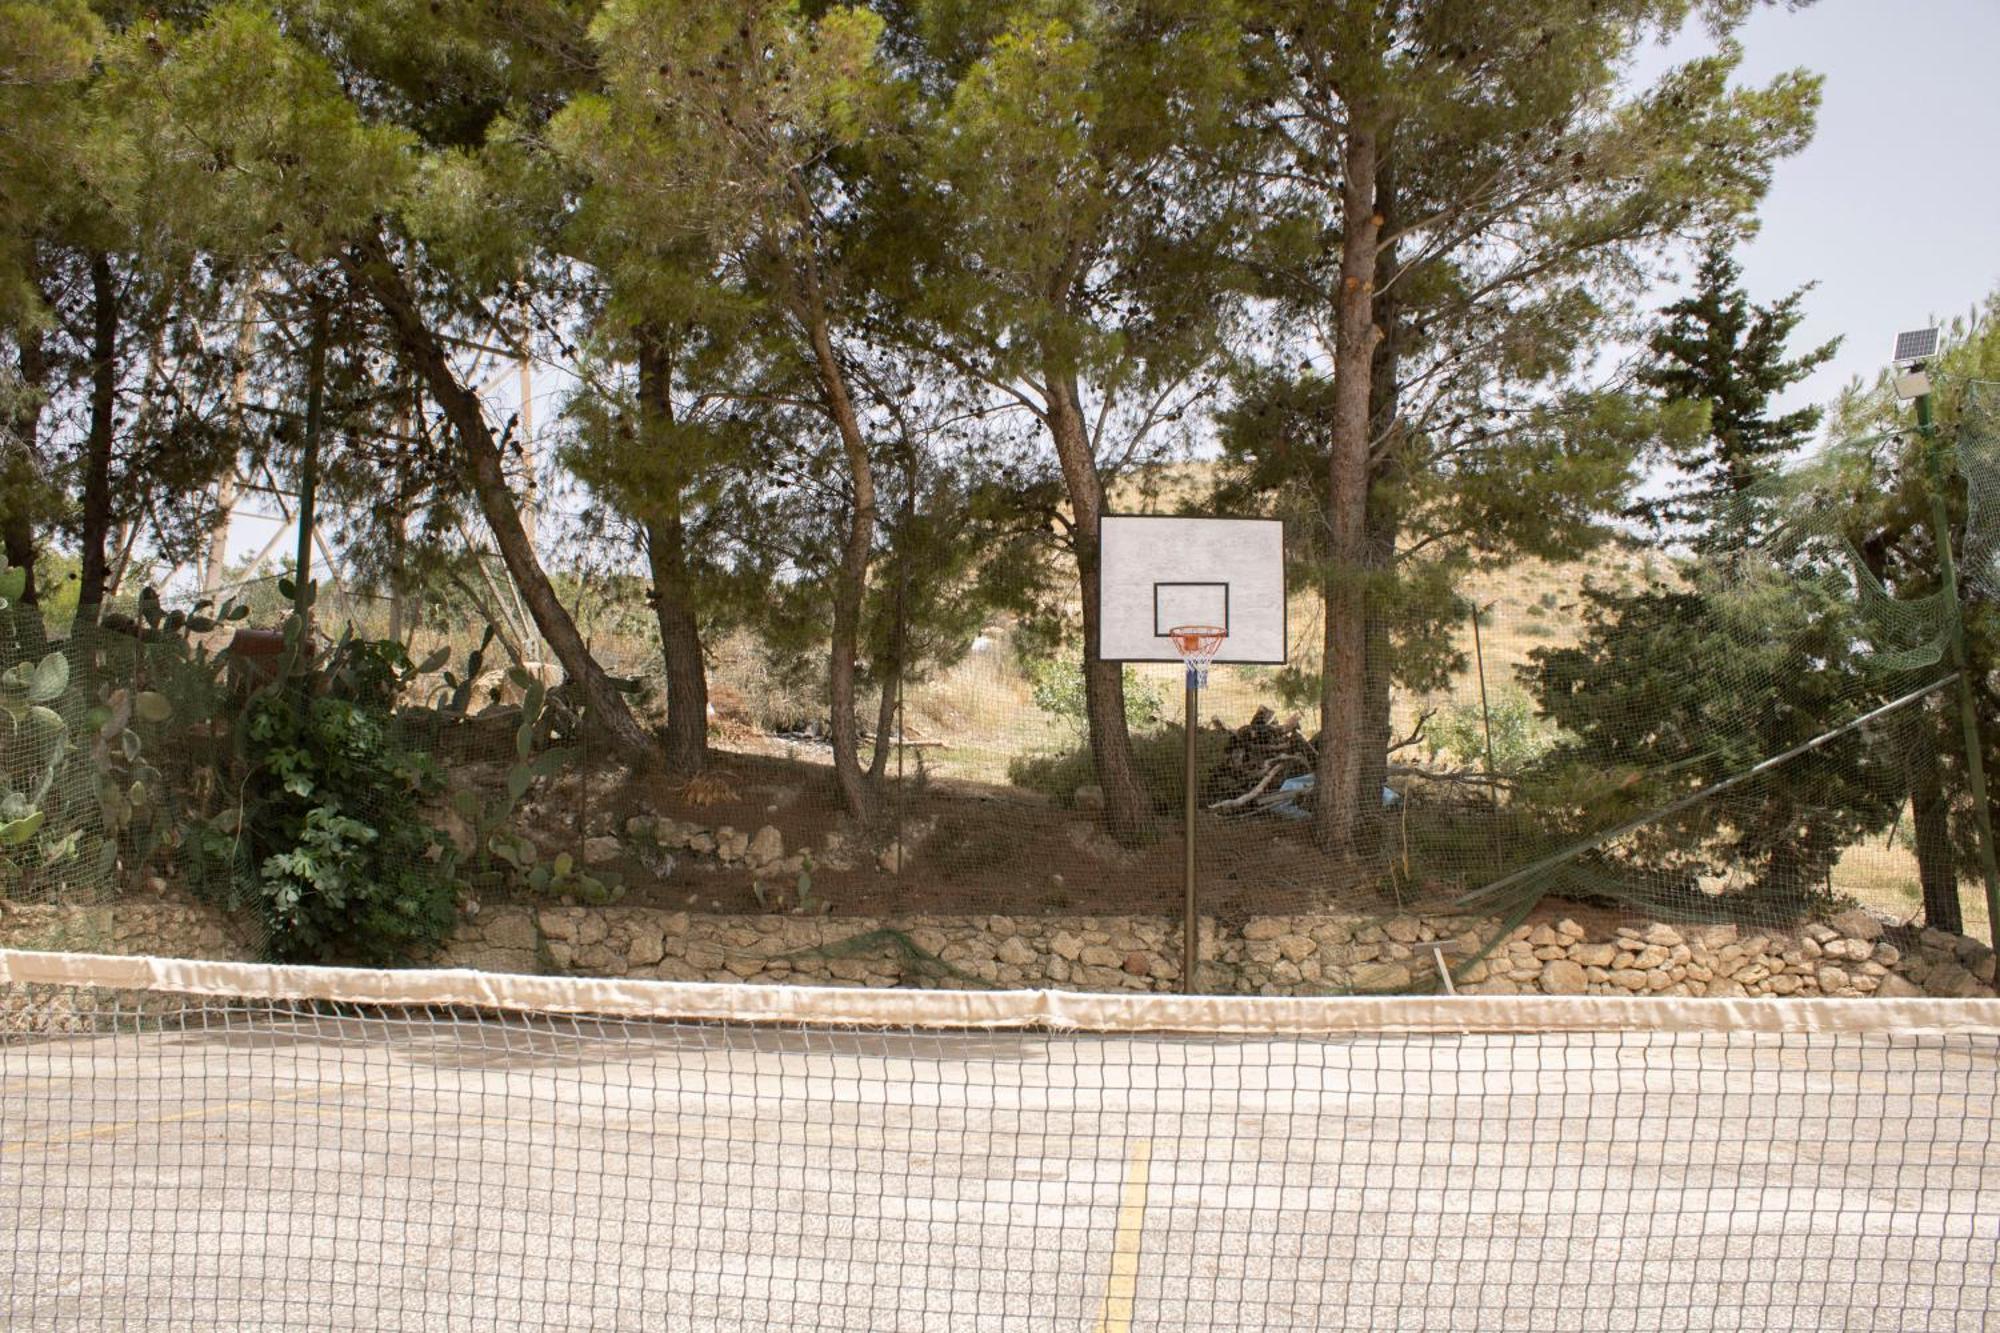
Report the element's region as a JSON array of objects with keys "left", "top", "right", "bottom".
[{"left": 4, "top": 948, "right": 1997, "bottom": 1331}]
